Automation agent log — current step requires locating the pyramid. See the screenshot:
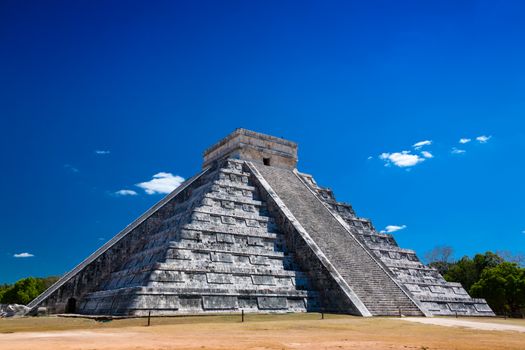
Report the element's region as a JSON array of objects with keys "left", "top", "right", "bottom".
[{"left": 28, "top": 129, "right": 494, "bottom": 316}]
